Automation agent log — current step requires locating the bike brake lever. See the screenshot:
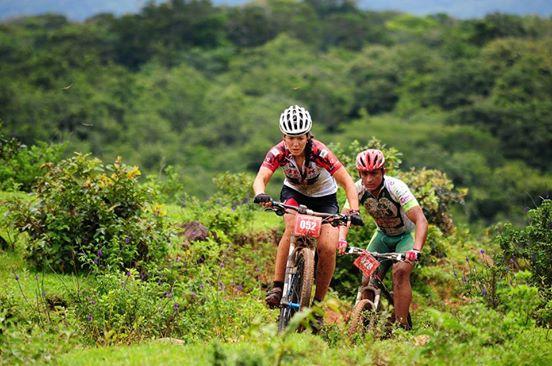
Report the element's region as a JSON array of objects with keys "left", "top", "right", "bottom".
[
  {"left": 332, "top": 214, "right": 349, "bottom": 227},
  {"left": 274, "top": 208, "right": 285, "bottom": 216}
]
